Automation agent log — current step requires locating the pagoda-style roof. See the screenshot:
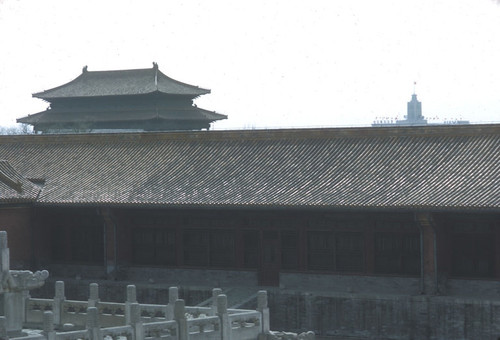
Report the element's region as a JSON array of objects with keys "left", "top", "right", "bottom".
[
  {"left": 19, "top": 63, "right": 226, "bottom": 132},
  {"left": 0, "top": 124, "right": 498, "bottom": 211},
  {"left": 33, "top": 63, "right": 210, "bottom": 100}
]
